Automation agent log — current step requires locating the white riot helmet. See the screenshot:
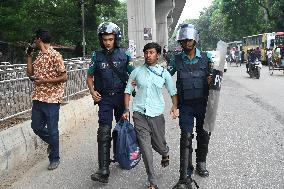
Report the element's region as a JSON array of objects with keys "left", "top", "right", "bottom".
[{"left": 176, "top": 24, "right": 199, "bottom": 43}]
